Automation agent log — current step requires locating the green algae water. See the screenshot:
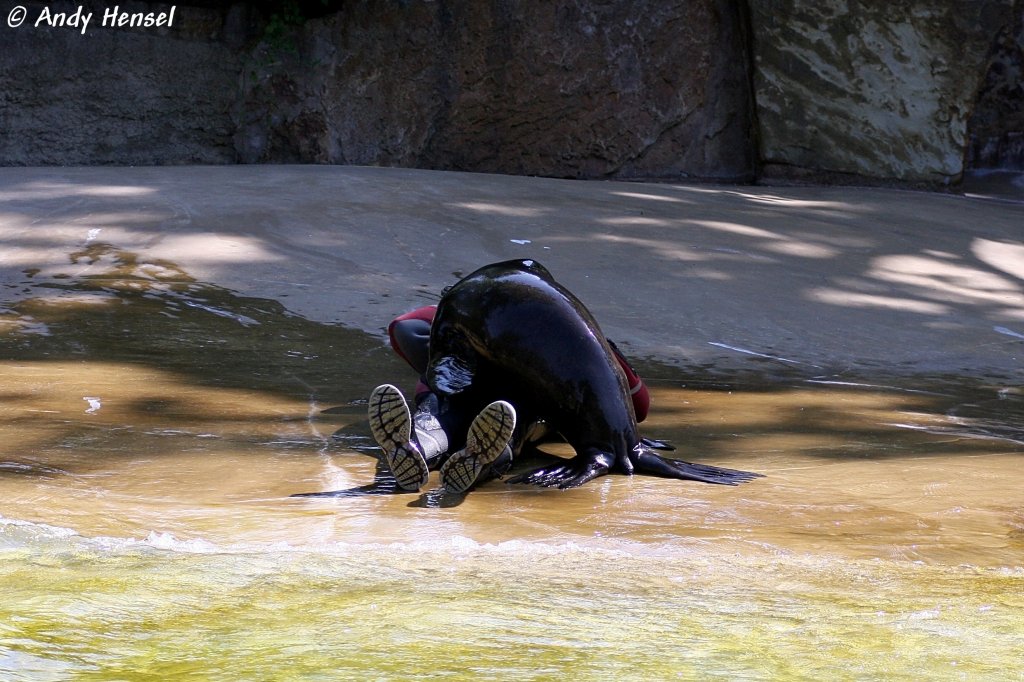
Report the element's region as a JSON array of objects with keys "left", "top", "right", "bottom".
[
  {"left": 2, "top": 246, "right": 1024, "bottom": 680},
  {"left": 3, "top": 523, "right": 1022, "bottom": 681}
]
